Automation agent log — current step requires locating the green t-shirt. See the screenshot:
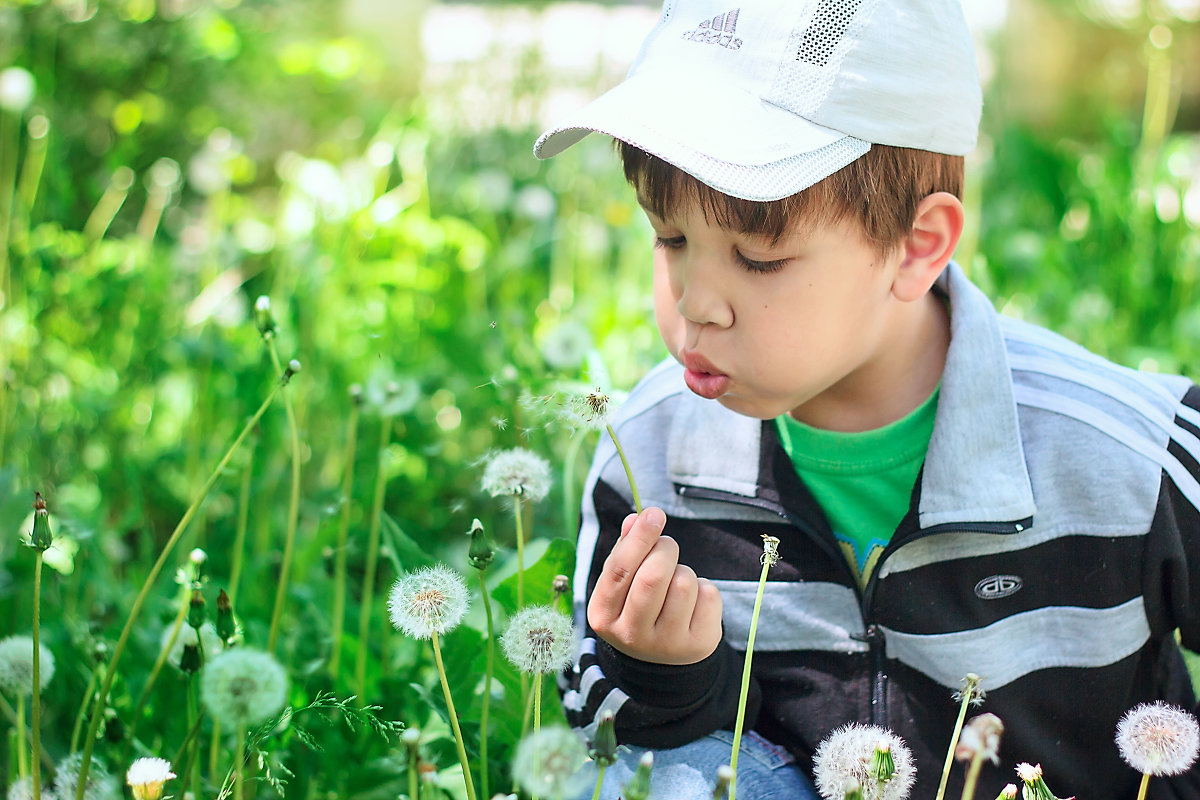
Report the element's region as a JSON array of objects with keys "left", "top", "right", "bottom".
[{"left": 774, "top": 388, "right": 939, "bottom": 588}]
